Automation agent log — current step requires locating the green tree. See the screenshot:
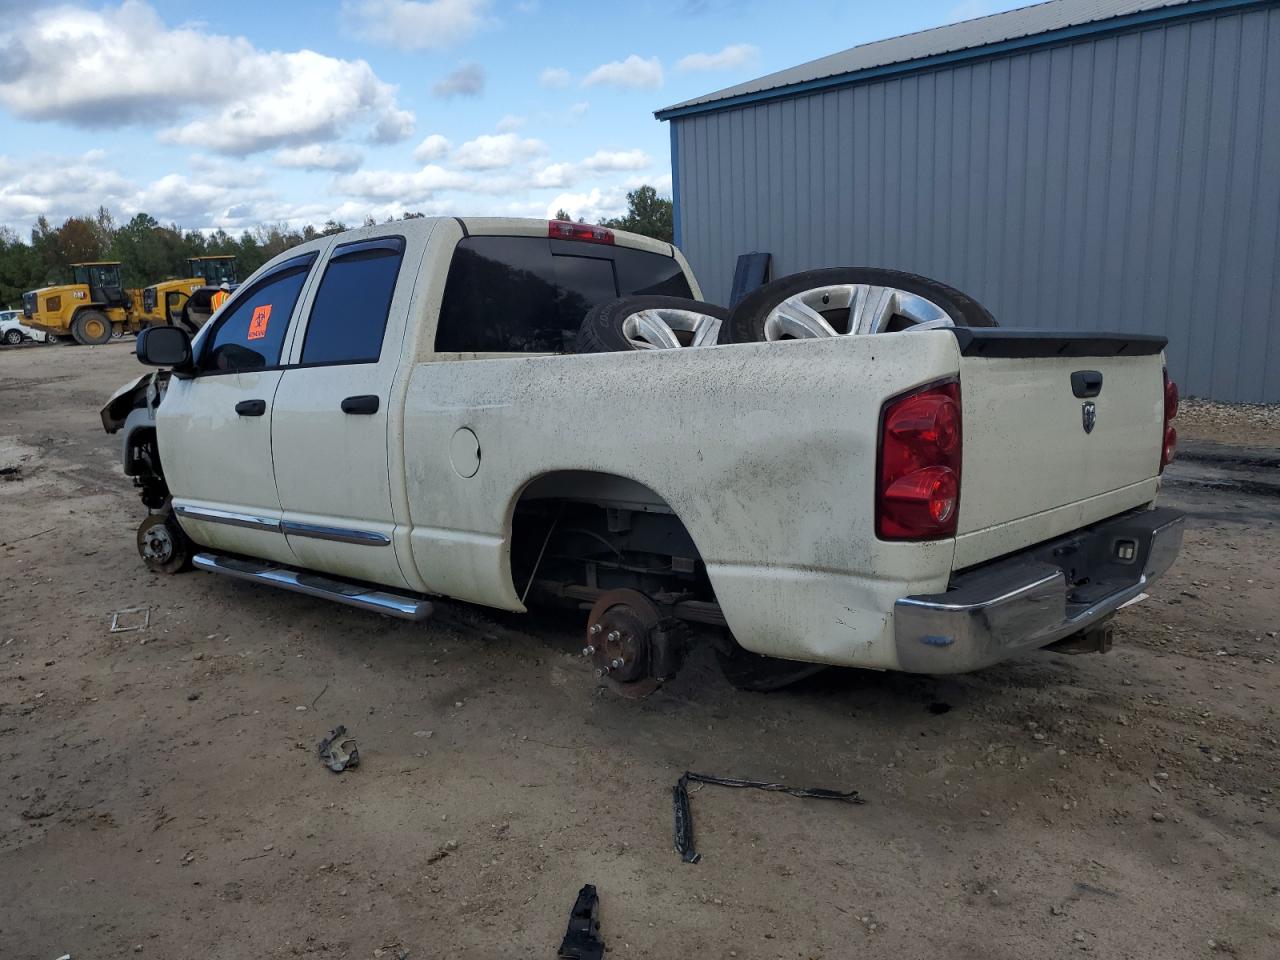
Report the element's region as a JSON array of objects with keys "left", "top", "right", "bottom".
[
  {"left": 600, "top": 186, "right": 673, "bottom": 243},
  {"left": 553, "top": 208, "right": 572, "bottom": 221}
]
